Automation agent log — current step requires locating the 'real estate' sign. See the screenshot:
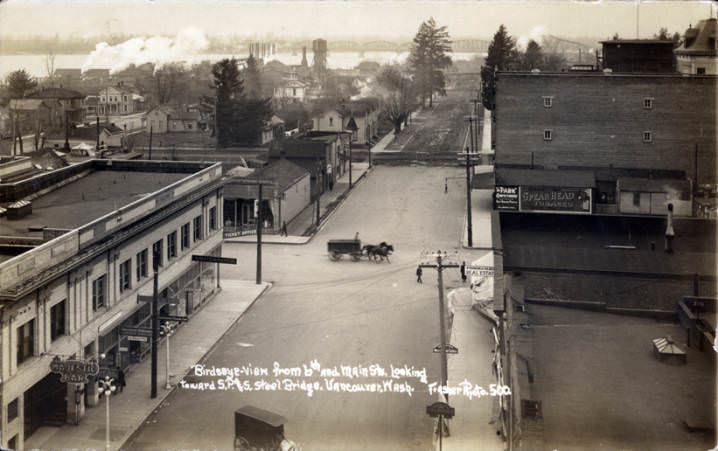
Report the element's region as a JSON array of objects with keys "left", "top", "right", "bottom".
[
  {"left": 520, "top": 186, "right": 592, "bottom": 214},
  {"left": 494, "top": 186, "right": 519, "bottom": 211}
]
